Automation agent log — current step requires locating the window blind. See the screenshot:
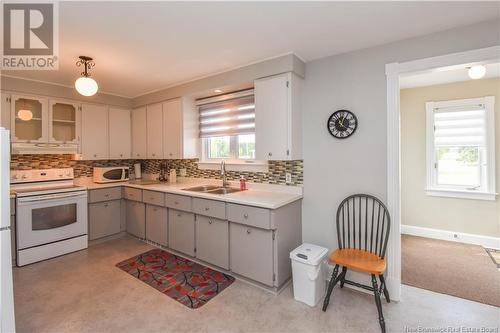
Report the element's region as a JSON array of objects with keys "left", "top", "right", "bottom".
[
  {"left": 198, "top": 94, "right": 255, "bottom": 138},
  {"left": 434, "top": 105, "right": 486, "bottom": 146}
]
